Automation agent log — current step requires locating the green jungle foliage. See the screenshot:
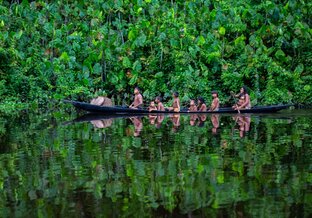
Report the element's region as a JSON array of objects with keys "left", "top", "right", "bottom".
[{"left": 0, "top": 0, "right": 311, "bottom": 111}]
